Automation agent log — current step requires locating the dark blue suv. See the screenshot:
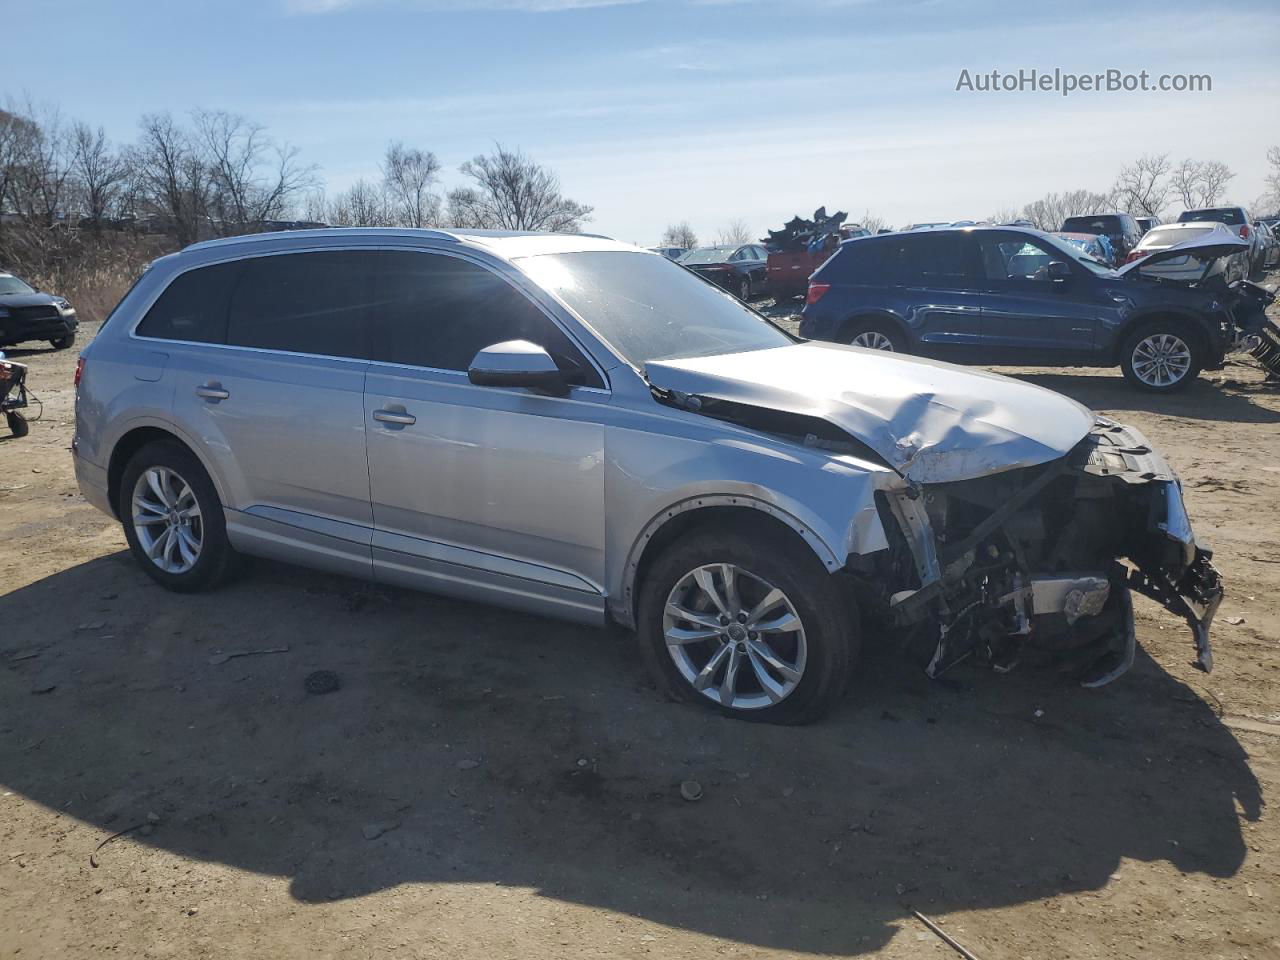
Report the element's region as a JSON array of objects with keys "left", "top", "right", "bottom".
[{"left": 798, "top": 226, "right": 1241, "bottom": 391}]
